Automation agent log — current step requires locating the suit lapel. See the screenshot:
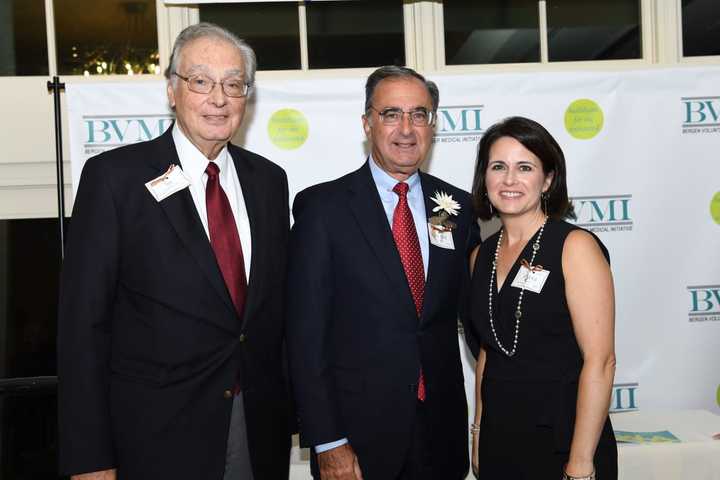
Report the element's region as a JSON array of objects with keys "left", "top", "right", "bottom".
[
  {"left": 229, "top": 146, "right": 263, "bottom": 330},
  {"left": 419, "top": 172, "right": 452, "bottom": 324},
  {"left": 148, "top": 129, "right": 238, "bottom": 328},
  {"left": 347, "top": 162, "right": 418, "bottom": 318}
]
